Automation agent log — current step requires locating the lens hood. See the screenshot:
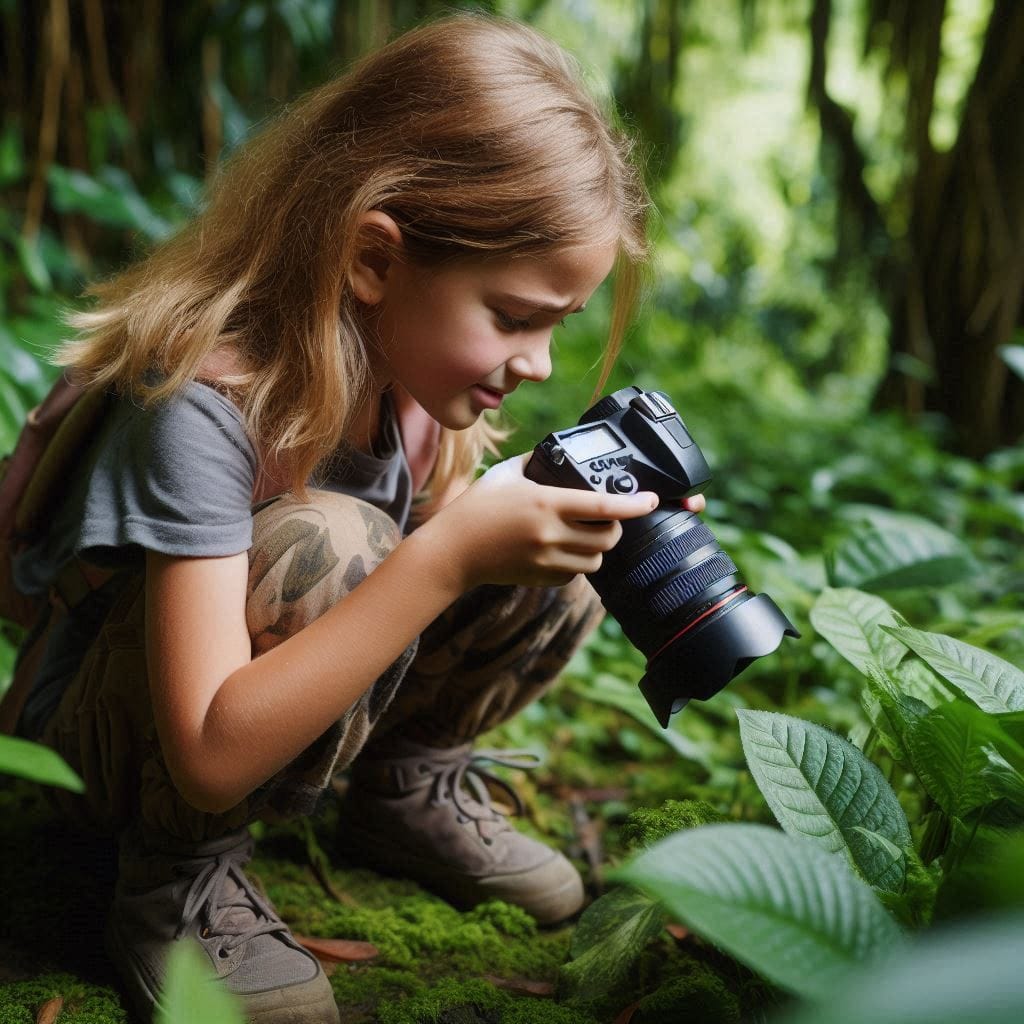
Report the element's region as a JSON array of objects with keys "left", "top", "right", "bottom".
[{"left": 638, "top": 593, "right": 801, "bottom": 726}]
